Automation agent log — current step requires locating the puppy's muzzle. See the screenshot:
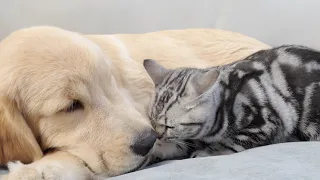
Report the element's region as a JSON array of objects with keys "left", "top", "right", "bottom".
[{"left": 131, "top": 129, "right": 157, "bottom": 156}]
